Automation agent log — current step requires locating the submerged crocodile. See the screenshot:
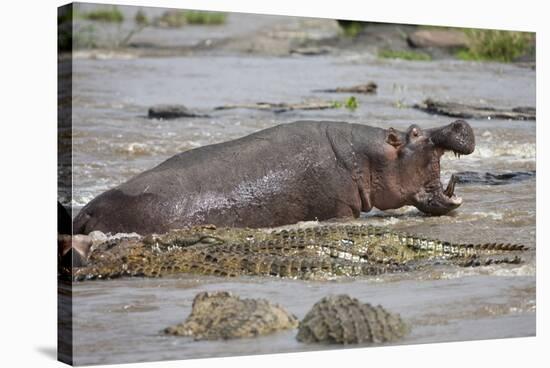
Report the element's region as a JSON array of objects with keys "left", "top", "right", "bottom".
[
  {"left": 164, "top": 291, "right": 298, "bottom": 340},
  {"left": 163, "top": 291, "right": 407, "bottom": 344},
  {"left": 297, "top": 294, "right": 409, "bottom": 344},
  {"left": 71, "top": 225, "right": 526, "bottom": 281}
]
